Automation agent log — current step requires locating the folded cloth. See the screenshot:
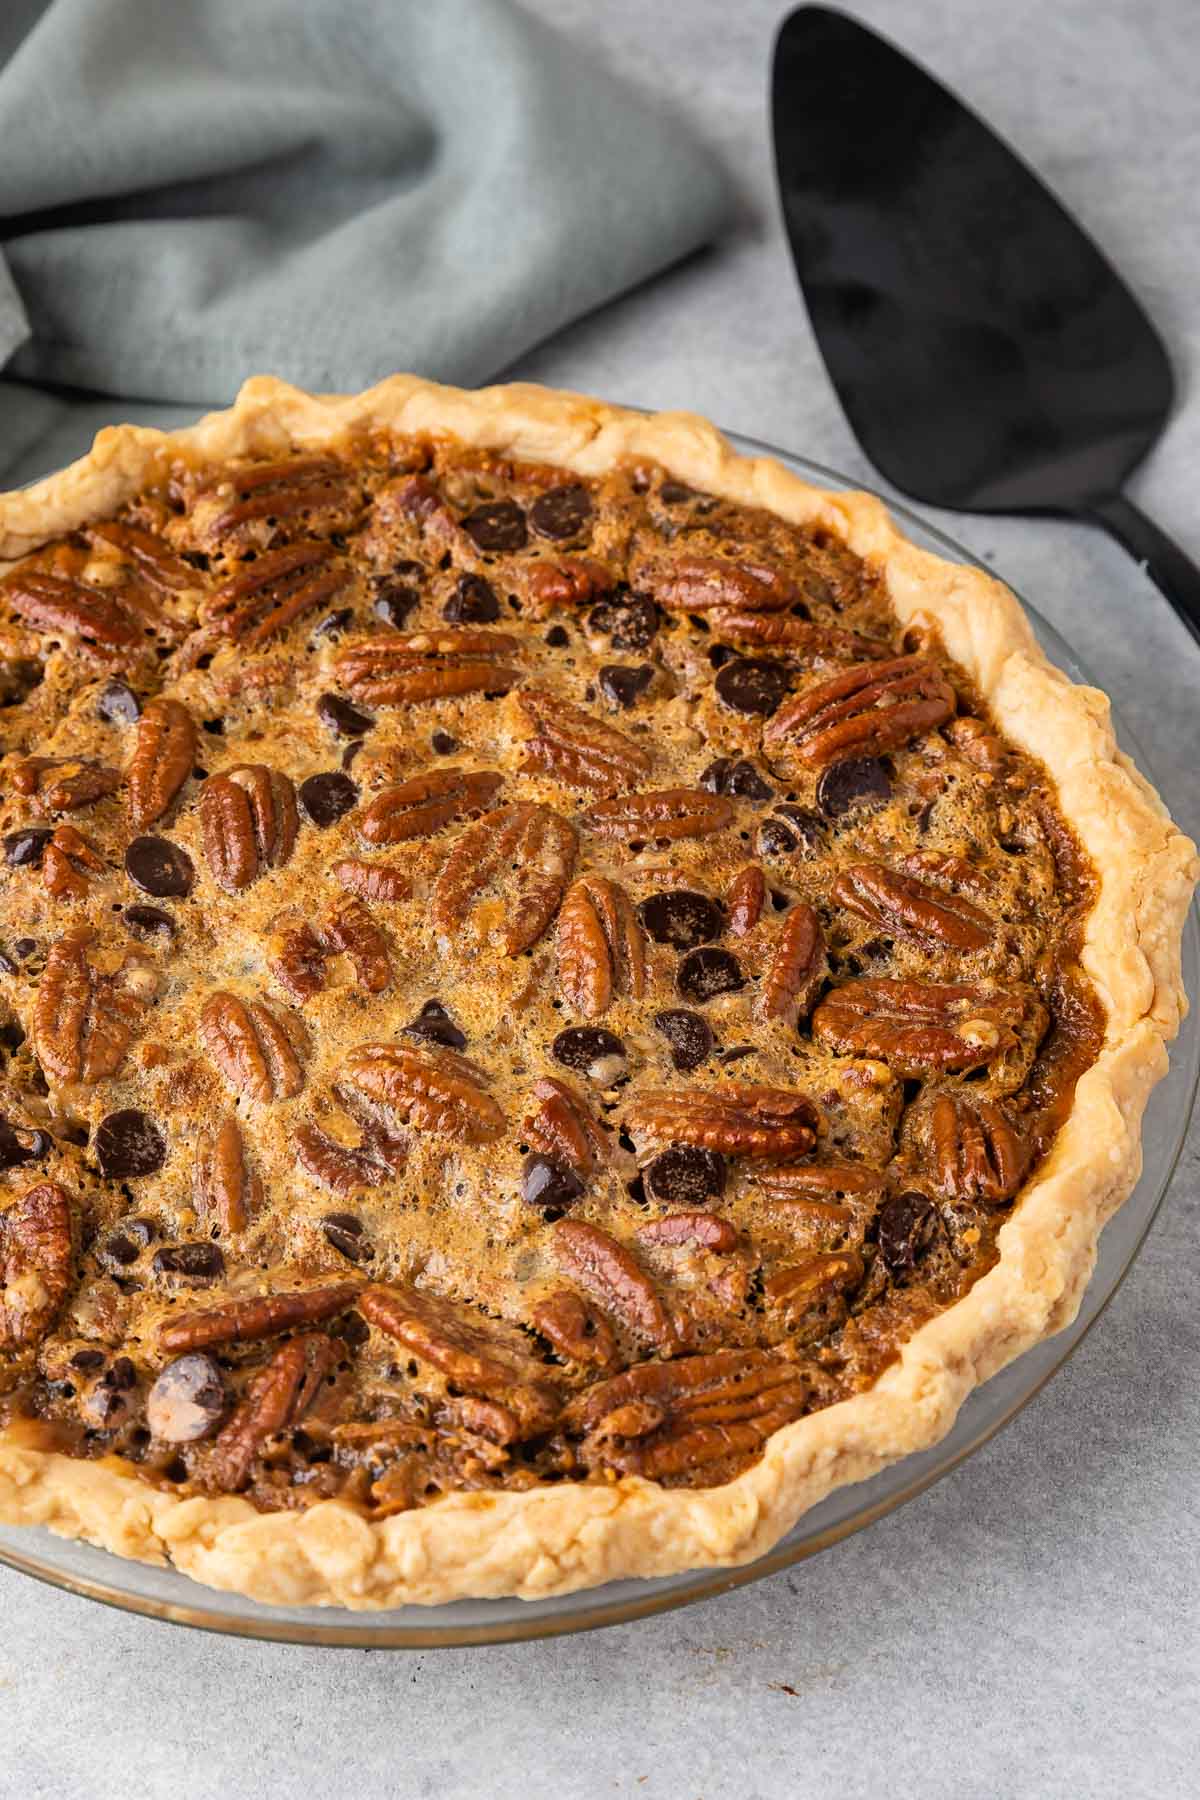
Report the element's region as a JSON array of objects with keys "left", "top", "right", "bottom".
[{"left": 0, "top": 0, "right": 733, "bottom": 483}]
